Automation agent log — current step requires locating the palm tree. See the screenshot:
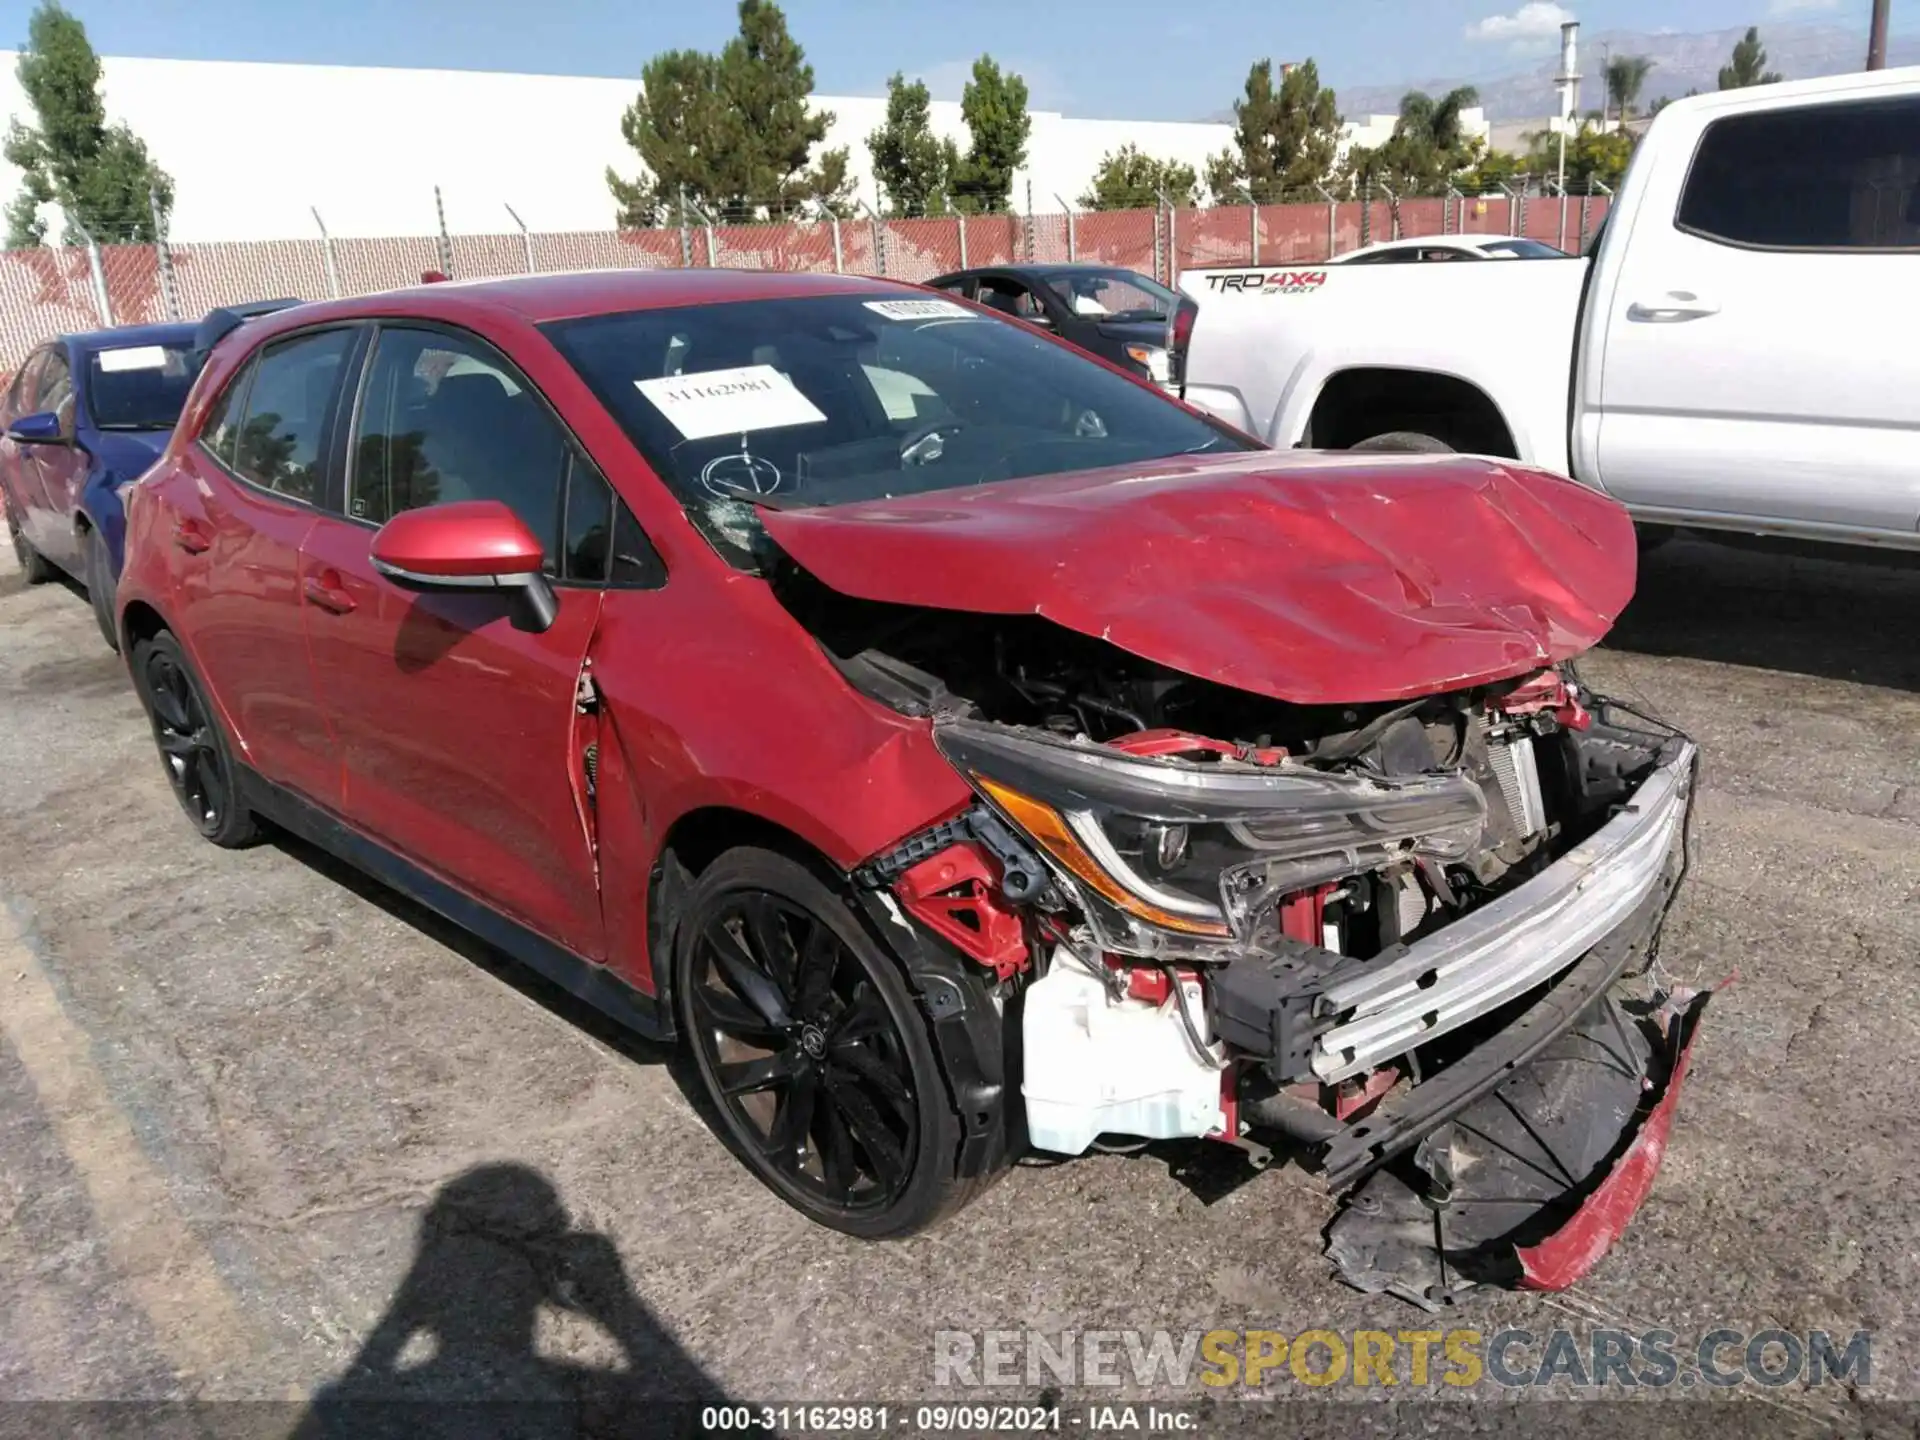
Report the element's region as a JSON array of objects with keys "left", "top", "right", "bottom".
[{"left": 1605, "top": 55, "right": 1655, "bottom": 122}]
